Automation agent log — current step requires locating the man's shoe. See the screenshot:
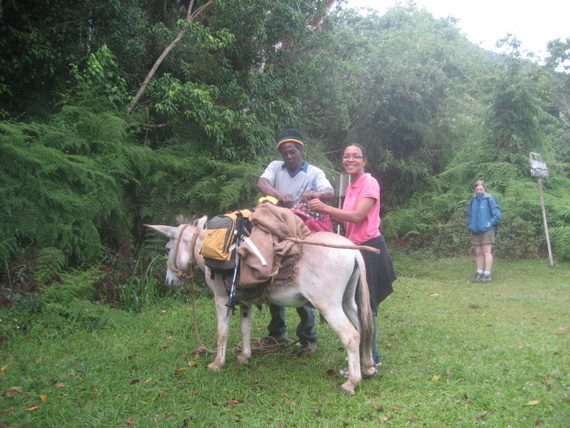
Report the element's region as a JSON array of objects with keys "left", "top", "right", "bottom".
[
  {"left": 298, "top": 340, "right": 317, "bottom": 356},
  {"left": 472, "top": 273, "right": 483, "bottom": 283},
  {"left": 479, "top": 274, "right": 492, "bottom": 283},
  {"left": 260, "top": 334, "right": 288, "bottom": 346}
]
